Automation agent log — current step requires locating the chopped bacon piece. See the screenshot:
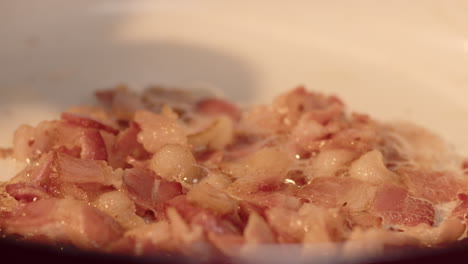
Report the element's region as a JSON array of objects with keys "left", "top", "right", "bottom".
[
  {"left": 29, "top": 151, "right": 55, "bottom": 184},
  {"left": 12, "top": 122, "right": 65, "bottom": 161},
  {"left": 114, "top": 122, "right": 144, "bottom": 155},
  {"left": 61, "top": 112, "right": 118, "bottom": 135},
  {"left": 195, "top": 98, "right": 241, "bottom": 121},
  {"left": 6, "top": 183, "right": 50, "bottom": 202},
  {"left": 1, "top": 198, "right": 123, "bottom": 249},
  {"left": 13, "top": 120, "right": 102, "bottom": 162},
  {"left": 56, "top": 145, "right": 81, "bottom": 157},
  {"left": 401, "top": 170, "right": 461, "bottom": 203},
  {"left": 195, "top": 150, "right": 224, "bottom": 166},
  {"left": 122, "top": 168, "right": 182, "bottom": 212},
  {"left": 80, "top": 129, "right": 108, "bottom": 161},
  {"left": 235, "top": 191, "right": 301, "bottom": 213},
  {"left": 244, "top": 212, "right": 275, "bottom": 244},
  {"left": 207, "top": 233, "right": 244, "bottom": 257},
  {"left": 166, "top": 196, "right": 240, "bottom": 235},
  {"left": 305, "top": 103, "right": 344, "bottom": 126},
  {"left": 452, "top": 193, "right": 468, "bottom": 220},
  {"left": 265, "top": 207, "right": 302, "bottom": 243},
  {"left": 371, "top": 185, "right": 435, "bottom": 227},
  {"left": 272, "top": 87, "right": 330, "bottom": 126},
  {"left": 56, "top": 153, "right": 113, "bottom": 185},
  {"left": 110, "top": 122, "right": 150, "bottom": 168},
  {"left": 292, "top": 177, "right": 376, "bottom": 211},
  {"left": 6, "top": 152, "right": 57, "bottom": 201},
  {"left": 134, "top": 111, "right": 188, "bottom": 153},
  {"left": 122, "top": 168, "right": 155, "bottom": 210},
  {"left": 108, "top": 221, "right": 176, "bottom": 256},
  {"left": 347, "top": 211, "right": 382, "bottom": 229}
]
